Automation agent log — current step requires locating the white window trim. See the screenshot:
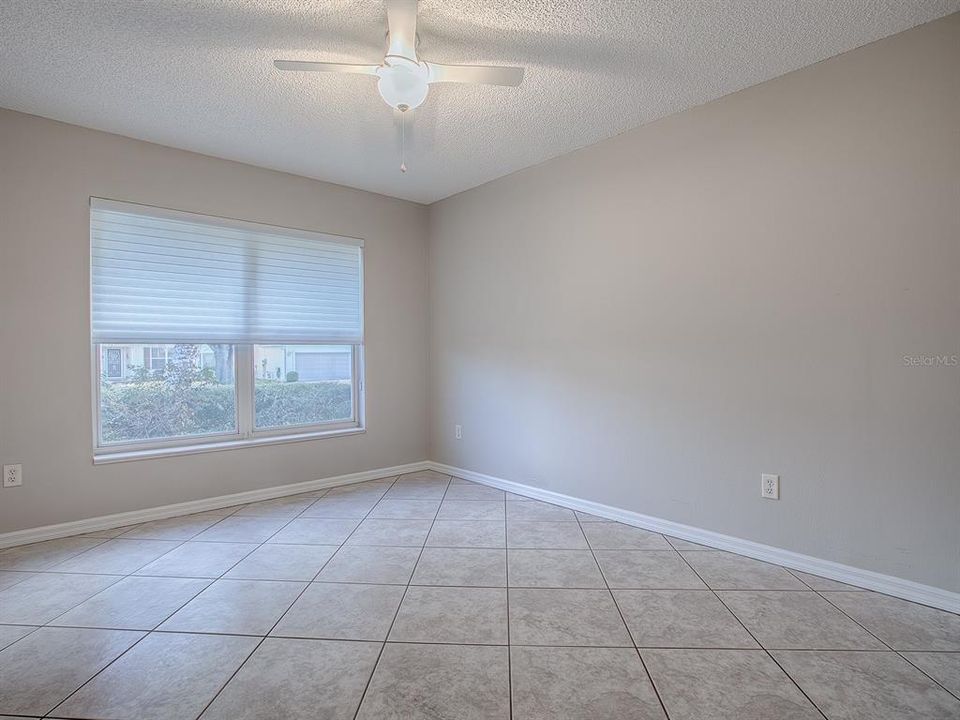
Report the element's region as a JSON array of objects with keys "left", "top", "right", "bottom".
[
  {"left": 92, "top": 426, "right": 366, "bottom": 465},
  {"left": 145, "top": 346, "right": 169, "bottom": 373},
  {"left": 91, "top": 343, "right": 365, "bottom": 463},
  {"left": 89, "top": 198, "right": 366, "bottom": 463}
]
